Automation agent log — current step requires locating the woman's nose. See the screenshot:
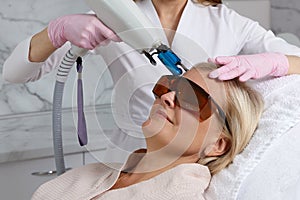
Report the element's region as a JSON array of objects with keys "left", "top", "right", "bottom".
[{"left": 160, "top": 91, "right": 176, "bottom": 108}]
